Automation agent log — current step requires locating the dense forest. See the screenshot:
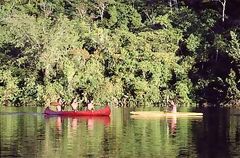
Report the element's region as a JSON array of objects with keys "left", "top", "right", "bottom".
[{"left": 0, "top": 0, "right": 239, "bottom": 107}]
